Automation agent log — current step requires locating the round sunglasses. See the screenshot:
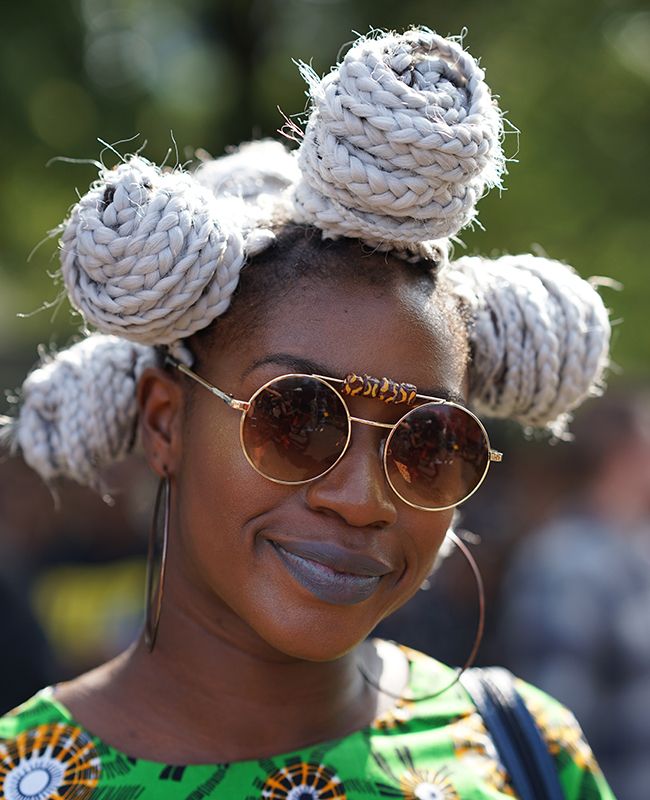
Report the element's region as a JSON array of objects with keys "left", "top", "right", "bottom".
[{"left": 167, "top": 357, "right": 503, "bottom": 511}]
